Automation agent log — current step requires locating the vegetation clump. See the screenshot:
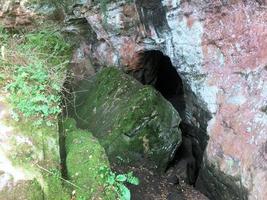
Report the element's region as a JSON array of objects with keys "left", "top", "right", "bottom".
[
  {"left": 0, "top": 22, "right": 73, "bottom": 199},
  {"left": 98, "top": 166, "right": 139, "bottom": 200},
  {"left": 64, "top": 118, "right": 139, "bottom": 200},
  {"left": 0, "top": 24, "right": 72, "bottom": 126},
  {"left": 71, "top": 67, "right": 182, "bottom": 172}
]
